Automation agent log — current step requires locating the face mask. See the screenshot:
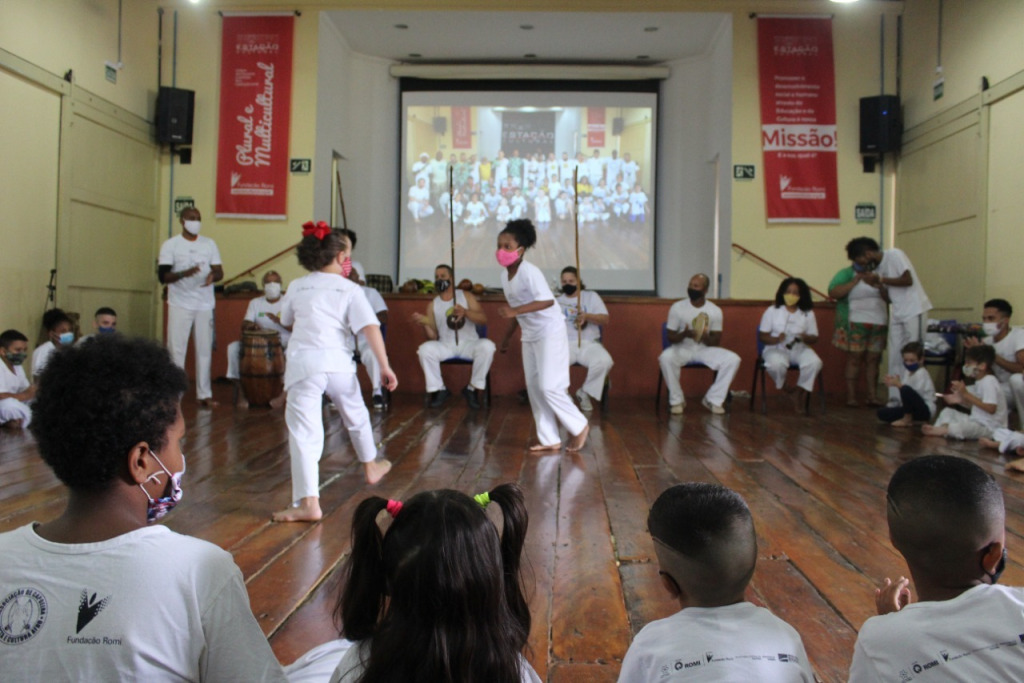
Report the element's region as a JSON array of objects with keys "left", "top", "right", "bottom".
[
  {"left": 496, "top": 248, "right": 521, "bottom": 268},
  {"left": 687, "top": 288, "right": 704, "bottom": 302},
  {"left": 962, "top": 364, "right": 978, "bottom": 378},
  {"left": 140, "top": 451, "right": 185, "bottom": 524},
  {"left": 783, "top": 293, "right": 800, "bottom": 308},
  {"left": 561, "top": 284, "right": 578, "bottom": 296},
  {"left": 264, "top": 282, "right": 282, "bottom": 300},
  {"left": 57, "top": 332, "right": 74, "bottom": 345},
  {"left": 983, "top": 322, "right": 1003, "bottom": 337},
  {"left": 97, "top": 326, "right": 116, "bottom": 335},
  {"left": 341, "top": 256, "right": 353, "bottom": 278},
  {"left": 434, "top": 279, "right": 451, "bottom": 293},
  {"left": 183, "top": 220, "right": 201, "bottom": 236},
  {"left": 852, "top": 262, "right": 865, "bottom": 273},
  {"left": 4, "top": 351, "right": 26, "bottom": 366},
  {"left": 904, "top": 362, "right": 921, "bottom": 373}
]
